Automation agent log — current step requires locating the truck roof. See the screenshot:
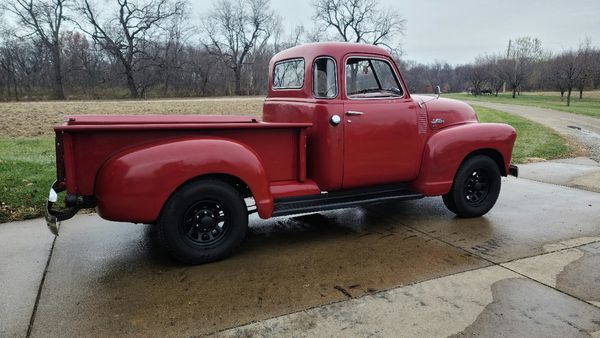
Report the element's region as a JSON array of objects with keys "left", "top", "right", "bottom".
[
  {"left": 271, "top": 42, "right": 392, "bottom": 63},
  {"left": 268, "top": 42, "right": 400, "bottom": 100}
]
